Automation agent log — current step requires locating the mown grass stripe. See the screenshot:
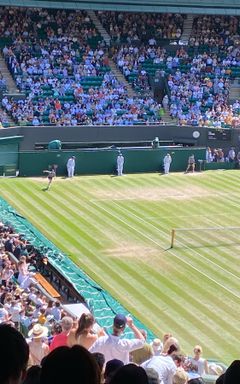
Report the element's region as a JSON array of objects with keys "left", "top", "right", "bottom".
[{"left": 1, "top": 173, "right": 240, "bottom": 363}]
